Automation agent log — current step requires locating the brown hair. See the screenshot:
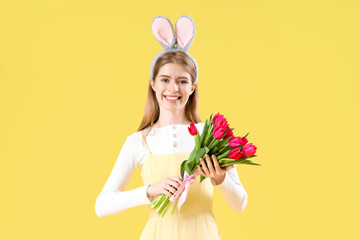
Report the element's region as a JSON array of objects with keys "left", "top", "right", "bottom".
[{"left": 137, "top": 51, "right": 201, "bottom": 137}]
